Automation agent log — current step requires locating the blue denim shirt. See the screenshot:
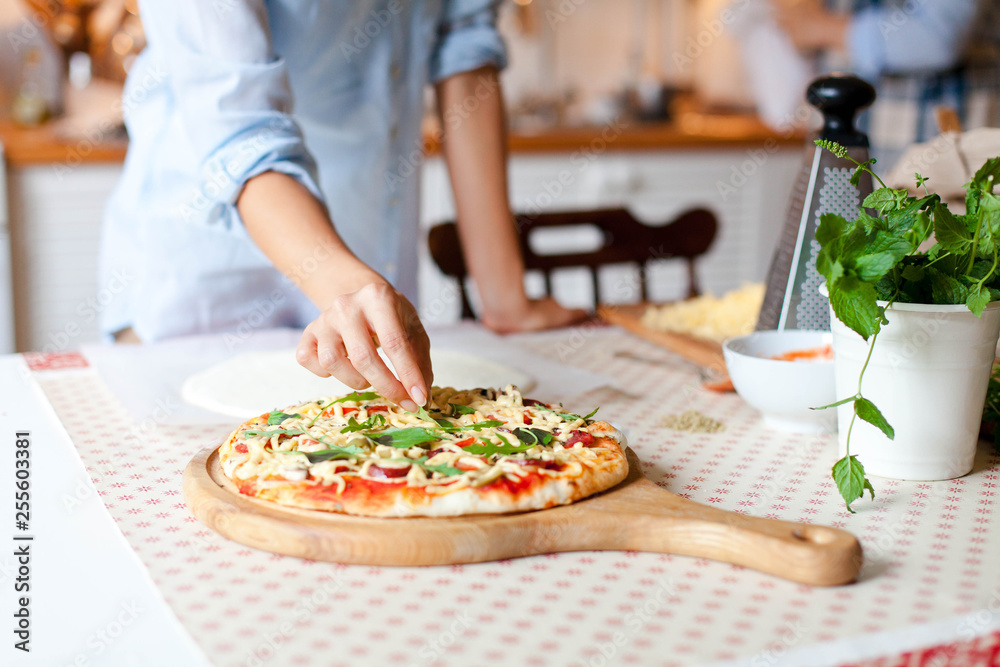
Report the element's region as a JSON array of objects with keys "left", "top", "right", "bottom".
[
  {"left": 847, "top": 0, "right": 976, "bottom": 82},
  {"left": 98, "top": 0, "right": 506, "bottom": 341}
]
